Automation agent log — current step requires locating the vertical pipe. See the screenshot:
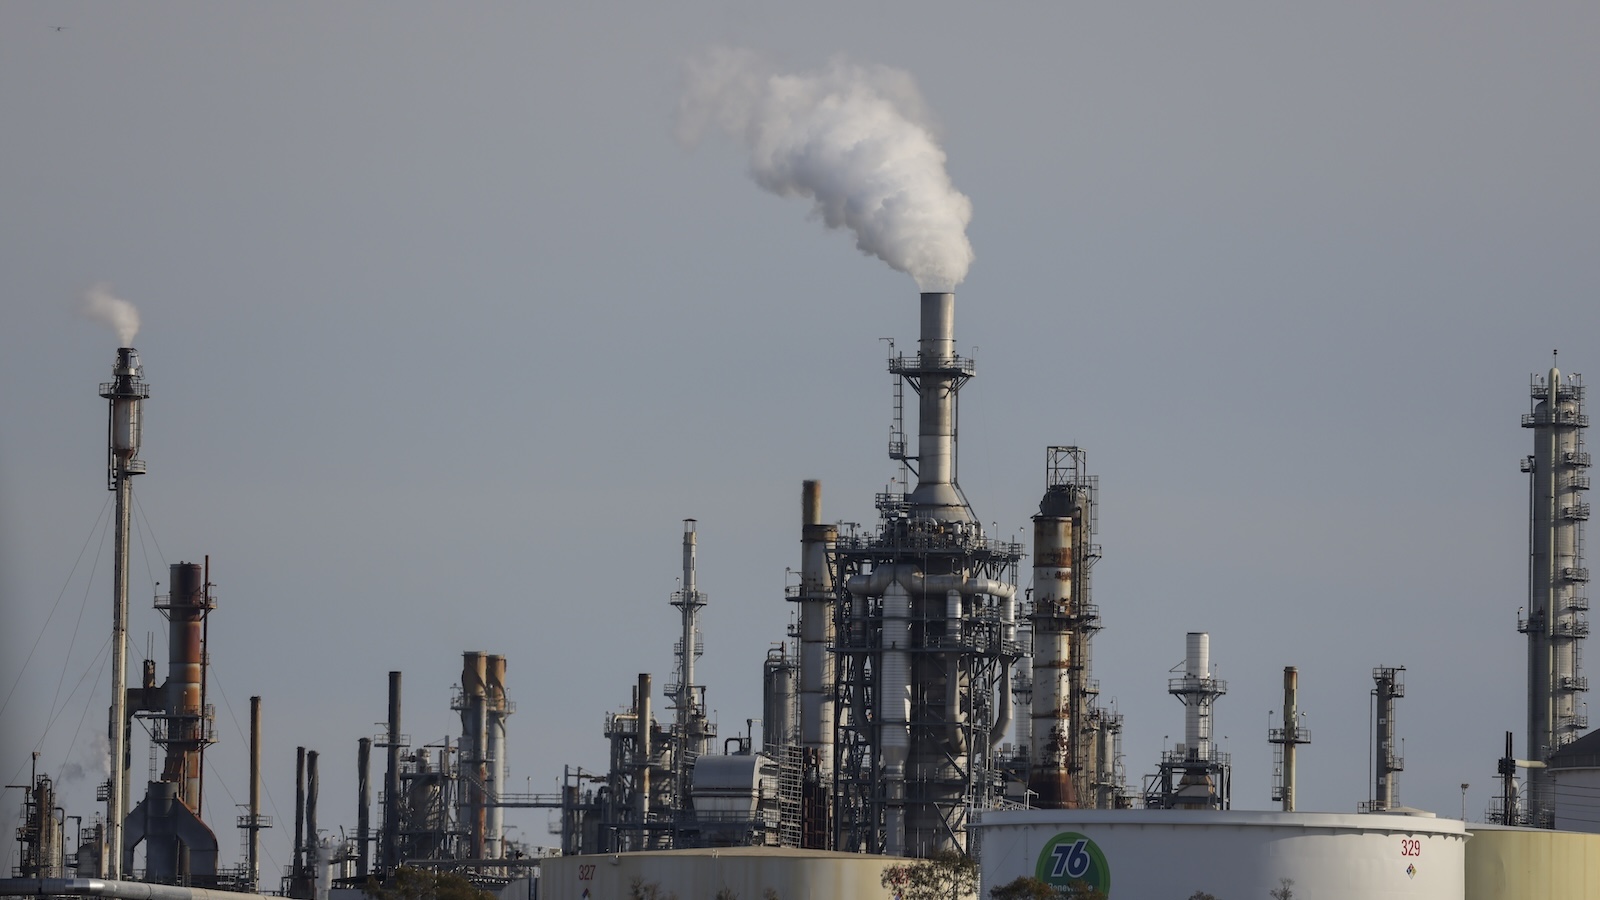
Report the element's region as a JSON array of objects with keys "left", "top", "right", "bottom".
[
  {"left": 101, "top": 347, "right": 146, "bottom": 880},
  {"left": 799, "top": 481, "right": 836, "bottom": 776},
  {"left": 636, "top": 673, "right": 652, "bottom": 840},
  {"left": 306, "top": 750, "right": 320, "bottom": 873},
  {"left": 294, "top": 747, "right": 306, "bottom": 879},
  {"left": 880, "top": 580, "right": 911, "bottom": 856},
  {"left": 1281, "top": 667, "right": 1298, "bottom": 812},
  {"left": 248, "top": 697, "right": 262, "bottom": 891},
  {"left": 681, "top": 522, "right": 697, "bottom": 732},
  {"left": 382, "top": 672, "right": 401, "bottom": 874},
  {"left": 356, "top": 737, "right": 371, "bottom": 877}
]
